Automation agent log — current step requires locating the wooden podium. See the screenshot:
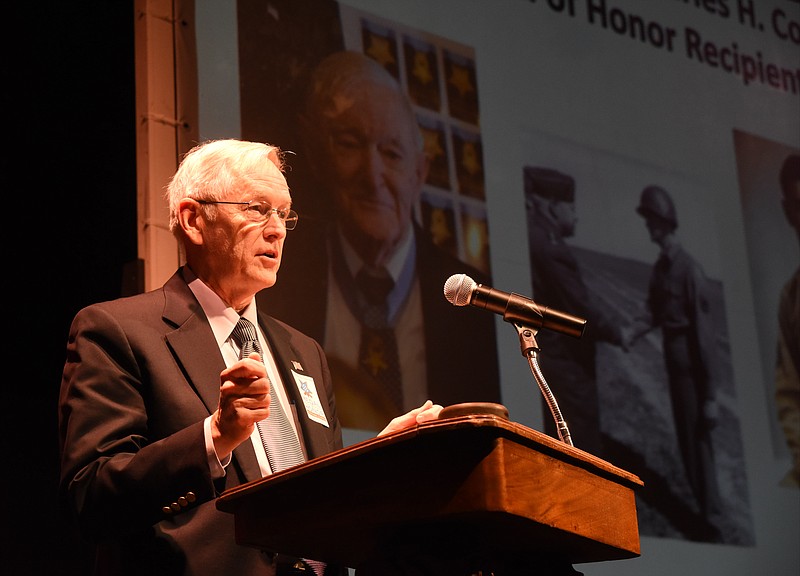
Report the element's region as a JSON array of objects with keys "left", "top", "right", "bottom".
[{"left": 216, "top": 409, "right": 643, "bottom": 573}]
